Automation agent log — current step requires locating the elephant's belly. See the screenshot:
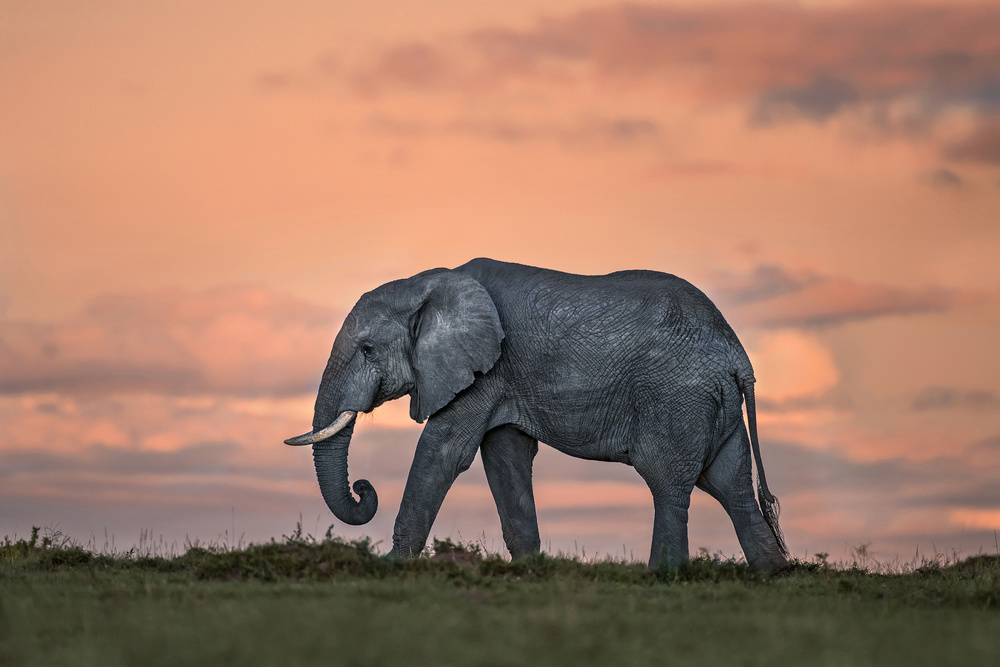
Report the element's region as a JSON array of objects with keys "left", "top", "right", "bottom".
[
  {"left": 487, "top": 372, "right": 654, "bottom": 464},
  {"left": 542, "top": 435, "right": 633, "bottom": 465},
  {"left": 512, "top": 406, "right": 636, "bottom": 465}
]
